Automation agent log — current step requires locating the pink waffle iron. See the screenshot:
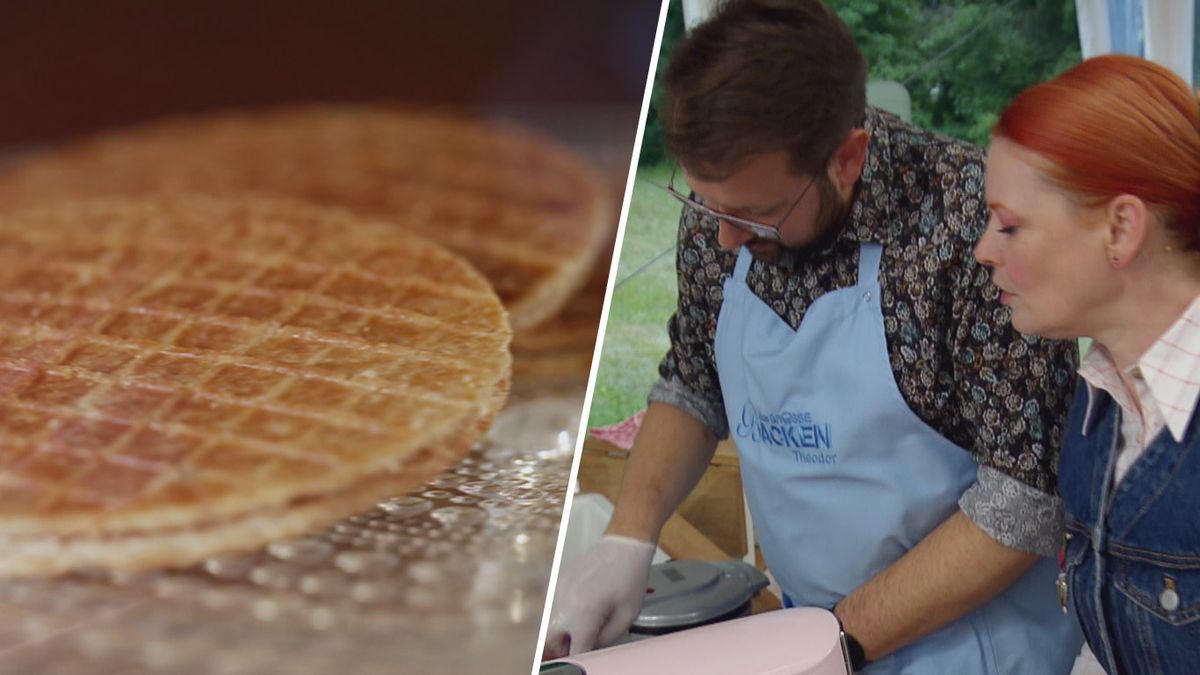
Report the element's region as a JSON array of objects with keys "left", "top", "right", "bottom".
[{"left": 541, "top": 607, "right": 852, "bottom": 675}]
